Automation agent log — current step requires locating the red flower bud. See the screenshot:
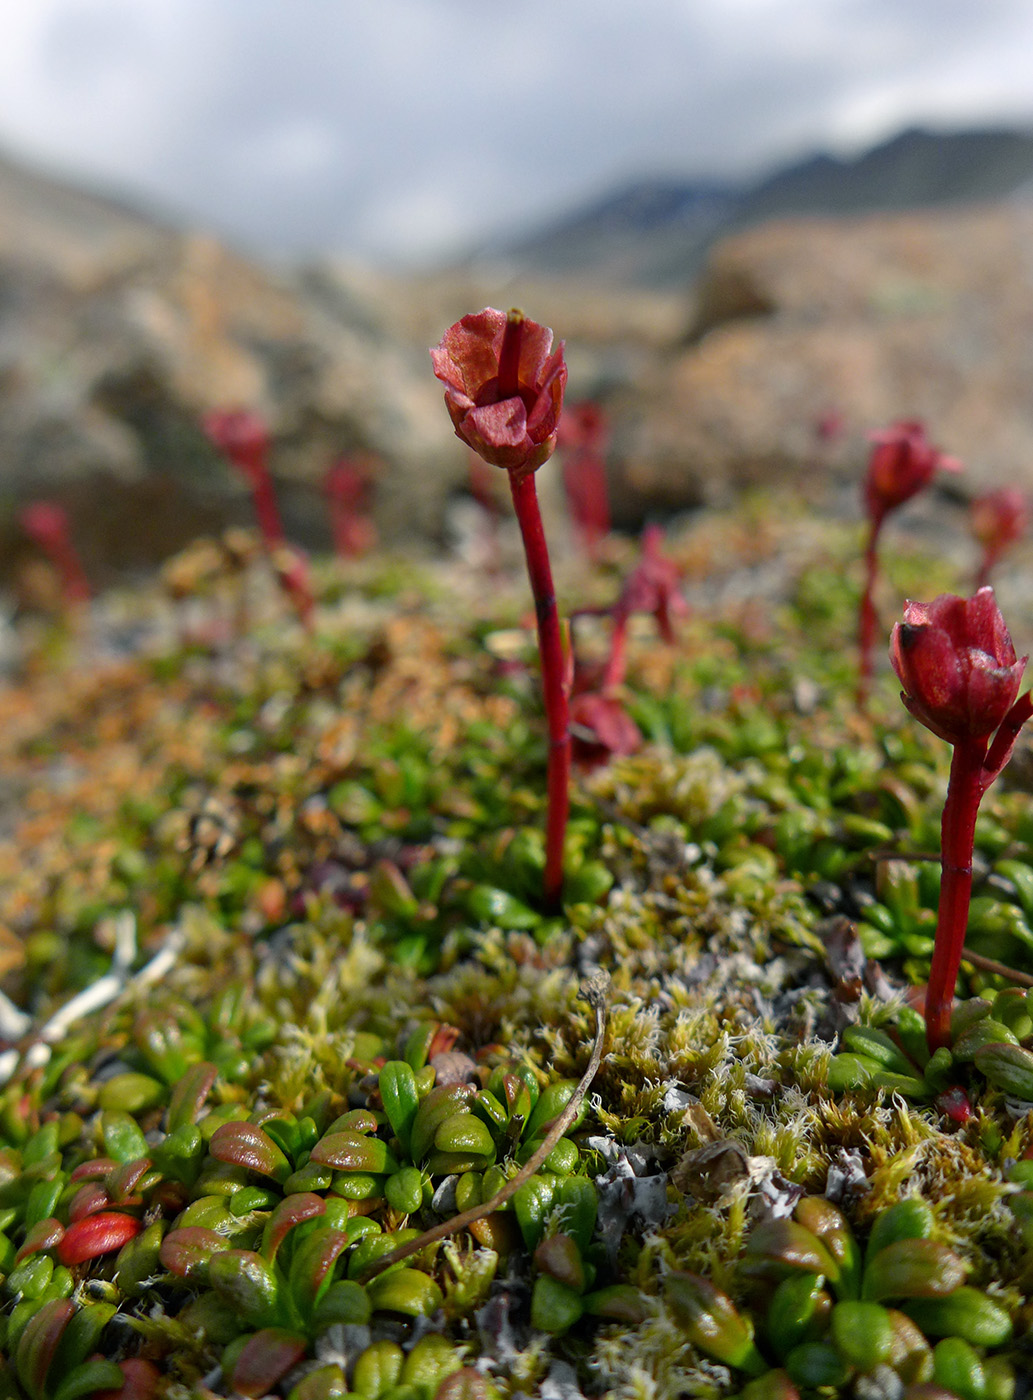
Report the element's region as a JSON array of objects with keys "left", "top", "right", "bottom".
[
  {"left": 815, "top": 407, "right": 845, "bottom": 445},
  {"left": 890, "top": 588, "right": 1027, "bottom": 745},
  {"left": 325, "top": 454, "right": 377, "bottom": 557},
  {"left": 18, "top": 500, "right": 91, "bottom": 603},
  {"left": 863, "top": 420, "right": 961, "bottom": 524},
  {"left": 971, "top": 487, "right": 1028, "bottom": 553},
  {"left": 203, "top": 409, "right": 269, "bottom": 486},
  {"left": 19, "top": 501, "right": 71, "bottom": 553},
  {"left": 971, "top": 486, "right": 1028, "bottom": 587},
  {"left": 204, "top": 409, "right": 285, "bottom": 547},
  {"left": 431, "top": 308, "right": 567, "bottom": 477}
]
